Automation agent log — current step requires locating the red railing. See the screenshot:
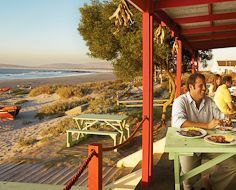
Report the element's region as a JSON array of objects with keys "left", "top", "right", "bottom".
[{"left": 63, "top": 116, "right": 148, "bottom": 190}]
